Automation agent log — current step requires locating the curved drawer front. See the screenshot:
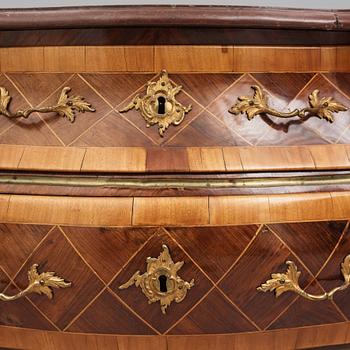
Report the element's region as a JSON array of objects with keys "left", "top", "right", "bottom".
[{"left": 1, "top": 219, "right": 349, "bottom": 337}]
